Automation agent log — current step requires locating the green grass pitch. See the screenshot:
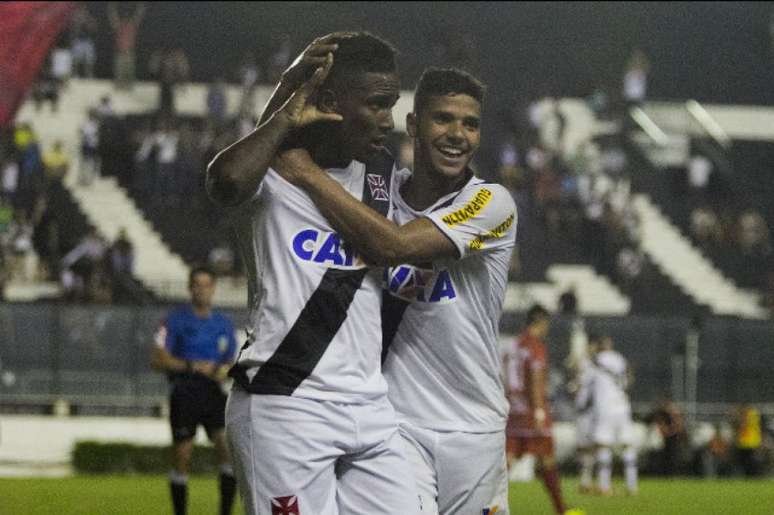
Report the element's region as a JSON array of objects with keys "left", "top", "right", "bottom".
[{"left": 1, "top": 476, "right": 773, "bottom": 514}]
